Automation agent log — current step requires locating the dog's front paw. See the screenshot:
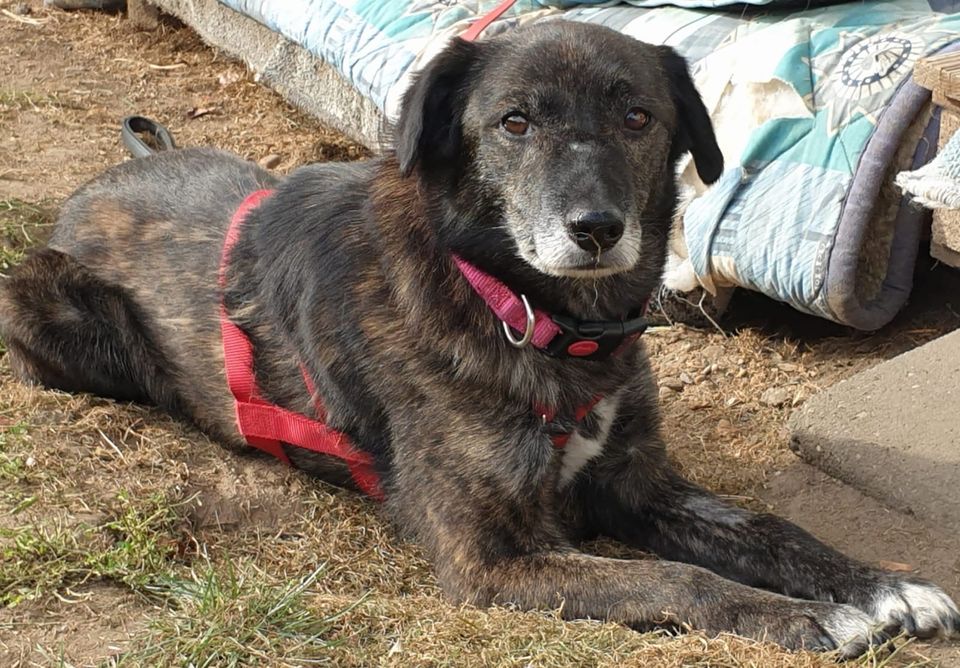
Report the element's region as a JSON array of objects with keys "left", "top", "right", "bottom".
[
  {"left": 804, "top": 602, "right": 886, "bottom": 659},
  {"left": 715, "top": 597, "right": 885, "bottom": 658},
  {"left": 866, "top": 579, "right": 960, "bottom": 639}
]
